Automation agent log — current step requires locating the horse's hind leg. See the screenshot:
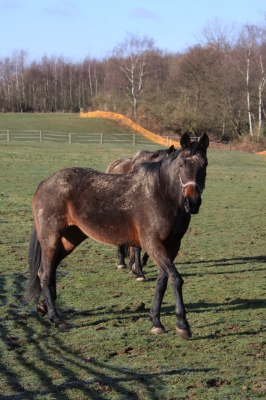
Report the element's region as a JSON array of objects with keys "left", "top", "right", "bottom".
[
  {"left": 38, "top": 226, "right": 87, "bottom": 328},
  {"left": 128, "top": 246, "right": 135, "bottom": 270},
  {"left": 117, "top": 245, "right": 127, "bottom": 269},
  {"left": 38, "top": 238, "right": 67, "bottom": 329},
  {"left": 129, "top": 247, "right": 146, "bottom": 282},
  {"left": 141, "top": 252, "right": 149, "bottom": 267},
  {"left": 37, "top": 257, "right": 59, "bottom": 318}
]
